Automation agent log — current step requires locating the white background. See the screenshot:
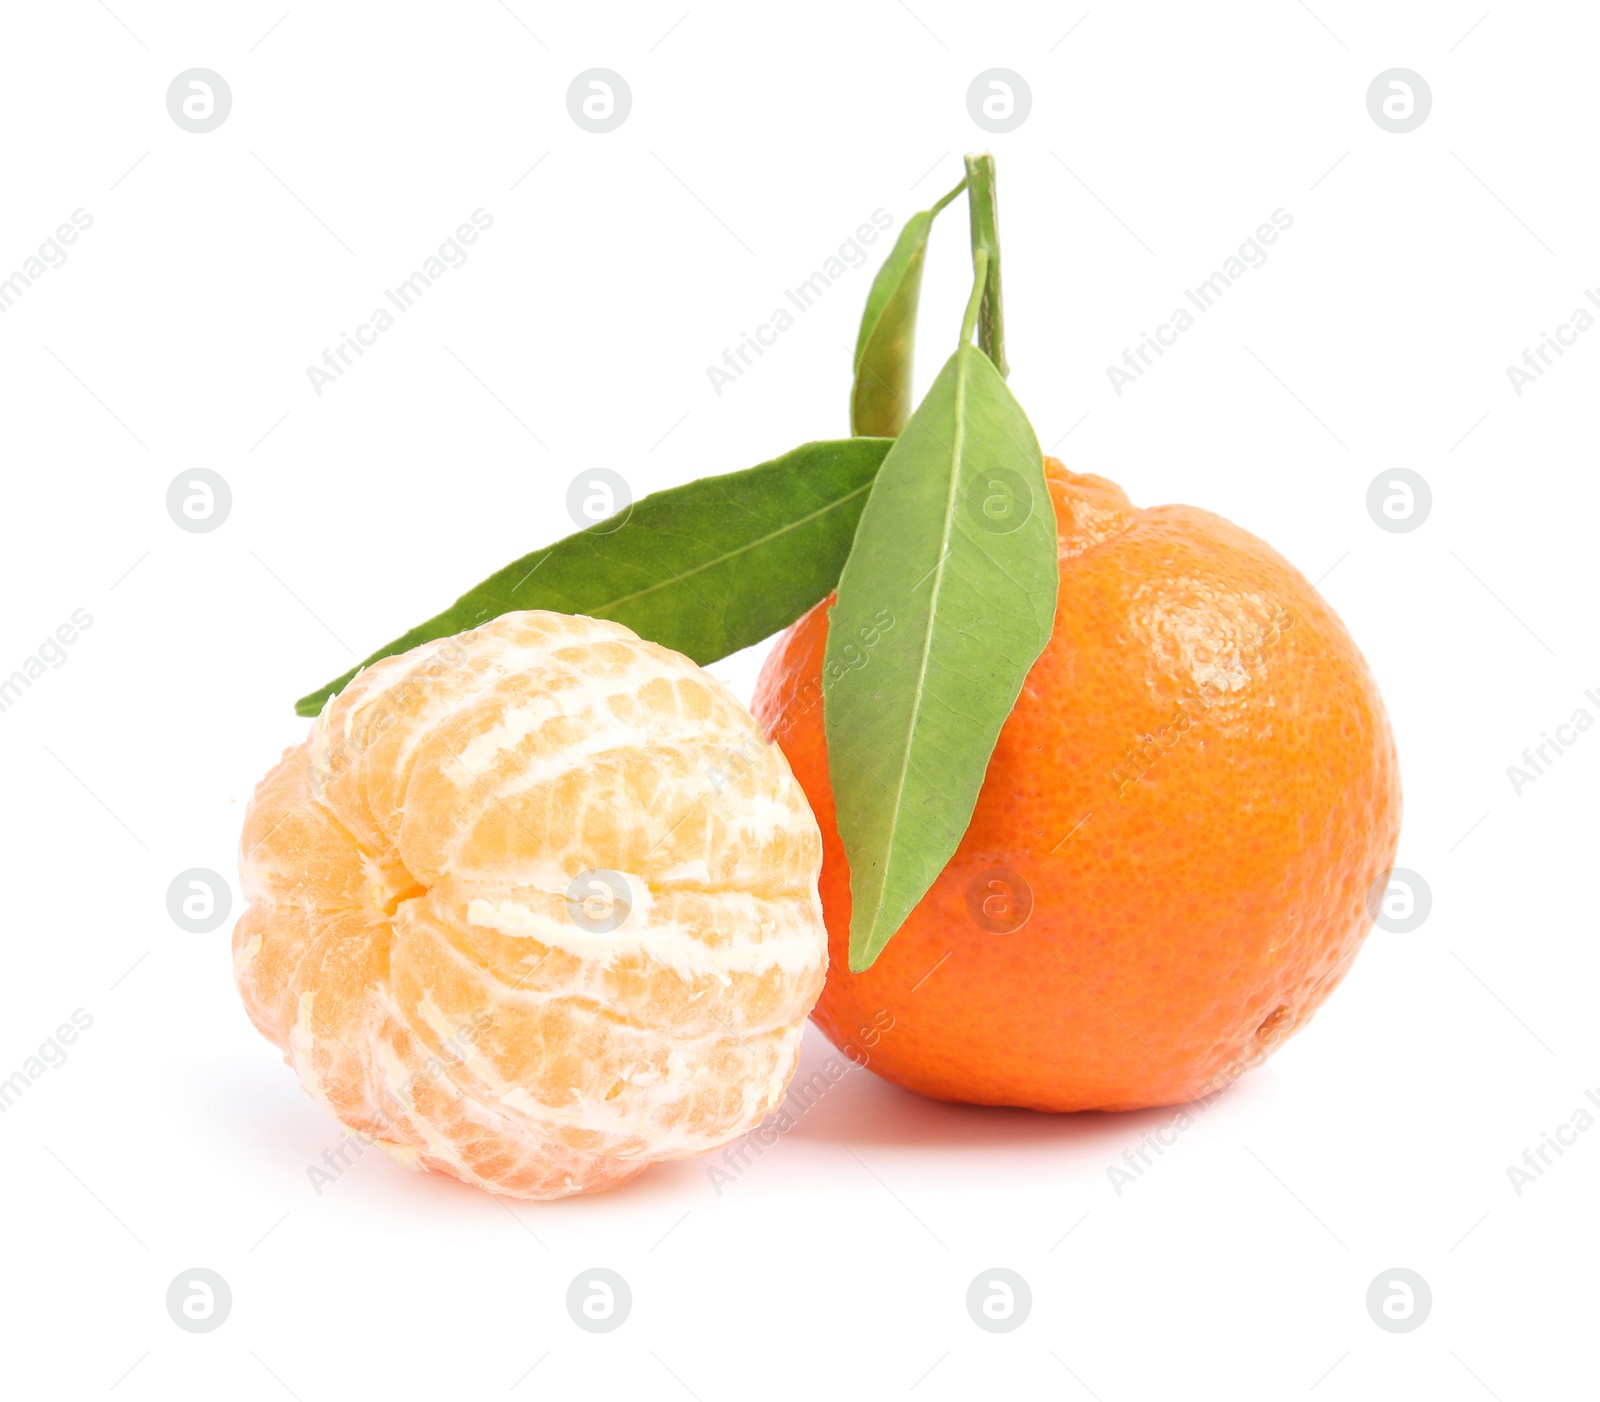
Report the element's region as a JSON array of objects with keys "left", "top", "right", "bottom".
[{"left": 1, "top": 2, "right": 1595, "bottom": 1398}]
